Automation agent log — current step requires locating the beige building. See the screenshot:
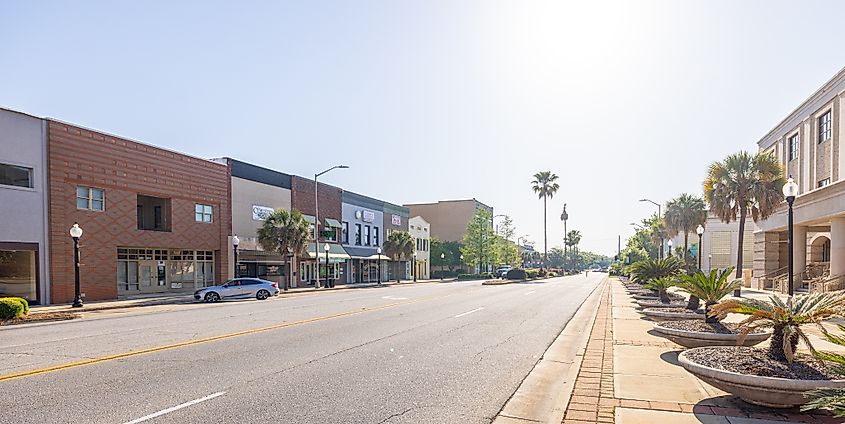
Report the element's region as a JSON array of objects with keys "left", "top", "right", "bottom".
[
  {"left": 667, "top": 212, "right": 758, "bottom": 276},
  {"left": 404, "top": 199, "right": 492, "bottom": 243},
  {"left": 409, "top": 216, "right": 430, "bottom": 280},
  {"left": 753, "top": 66, "right": 845, "bottom": 292}
]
